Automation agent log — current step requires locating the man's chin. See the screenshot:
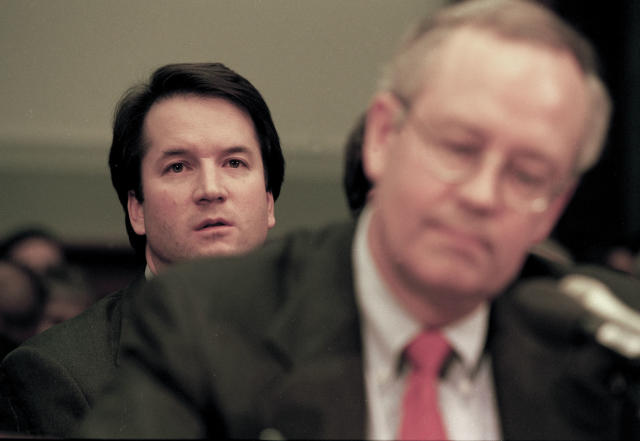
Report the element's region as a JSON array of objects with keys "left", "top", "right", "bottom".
[
  {"left": 188, "top": 243, "right": 238, "bottom": 260},
  {"left": 408, "top": 261, "right": 490, "bottom": 297}
]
